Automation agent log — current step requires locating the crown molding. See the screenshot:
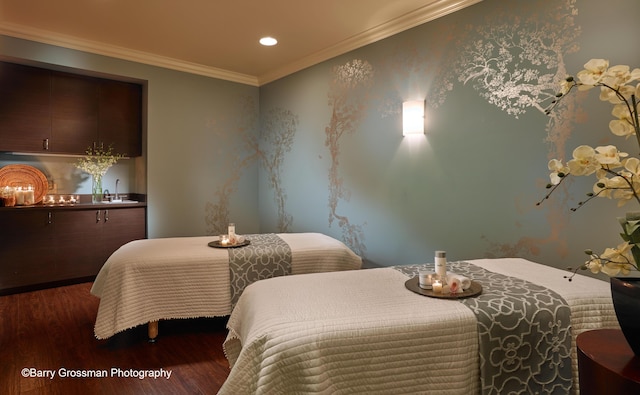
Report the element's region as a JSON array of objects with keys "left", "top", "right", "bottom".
[
  {"left": 0, "top": 22, "right": 260, "bottom": 86},
  {"left": 0, "top": 0, "right": 480, "bottom": 87},
  {"left": 257, "top": 0, "right": 482, "bottom": 85}
]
